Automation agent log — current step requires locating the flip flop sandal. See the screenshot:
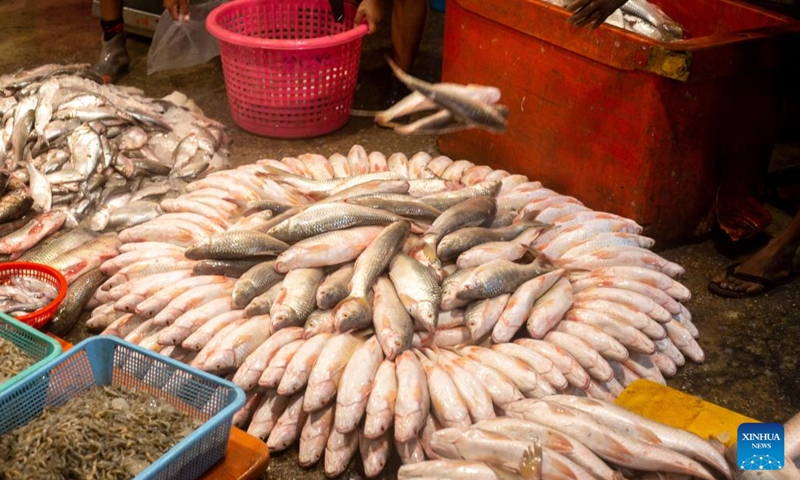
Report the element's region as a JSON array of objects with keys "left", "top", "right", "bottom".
[{"left": 707, "top": 262, "right": 796, "bottom": 299}]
